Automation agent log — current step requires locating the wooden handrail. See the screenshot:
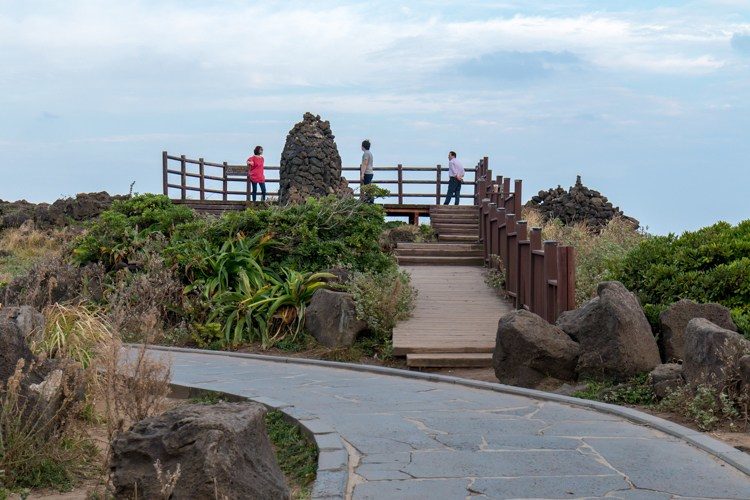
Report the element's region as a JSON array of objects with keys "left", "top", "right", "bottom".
[{"left": 474, "top": 158, "right": 576, "bottom": 323}]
